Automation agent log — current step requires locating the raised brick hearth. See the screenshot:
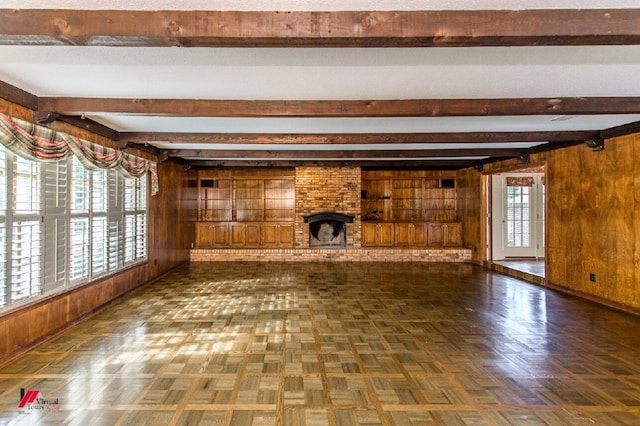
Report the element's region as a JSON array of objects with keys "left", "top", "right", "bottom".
[{"left": 191, "top": 247, "right": 471, "bottom": 262}]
